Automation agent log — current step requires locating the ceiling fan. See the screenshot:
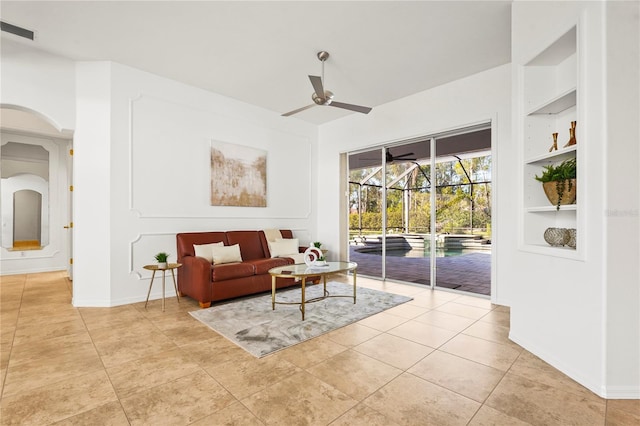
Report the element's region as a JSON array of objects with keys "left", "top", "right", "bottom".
[
  {"left": 361, "top": 148, "right": 416, "bottom": 163},
  {"left": 385, "top": 148, "right": 416, "bottom": 163},
  {"left": 282, "top": 51, "right": 372, "bottom": 117}
]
